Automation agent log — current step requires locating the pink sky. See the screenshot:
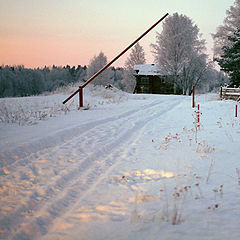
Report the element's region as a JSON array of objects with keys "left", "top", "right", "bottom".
[{"left": 0, "top": 0, "right": 235, "bottom": 68}]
